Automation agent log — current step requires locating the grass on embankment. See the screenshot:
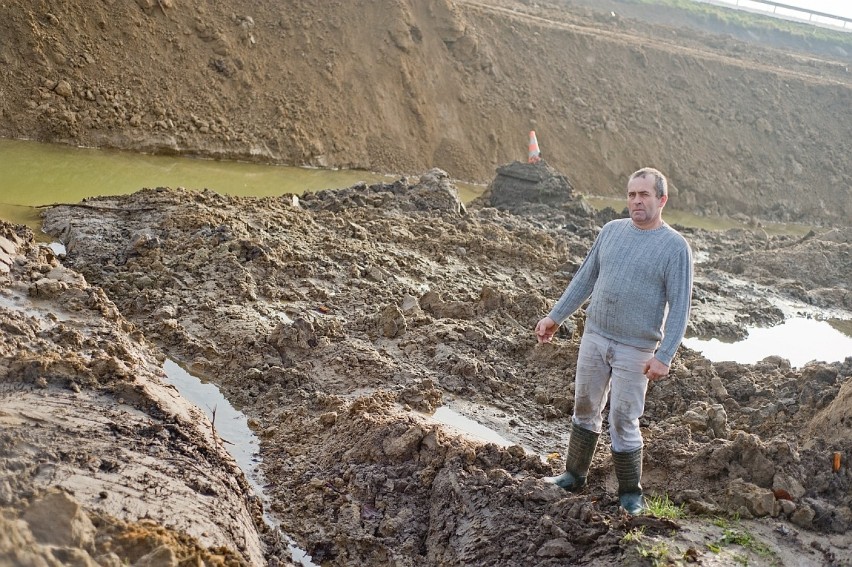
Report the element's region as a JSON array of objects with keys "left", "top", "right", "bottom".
[{"left": 620, "top": 0, "right": 852, "bottom": 51}]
